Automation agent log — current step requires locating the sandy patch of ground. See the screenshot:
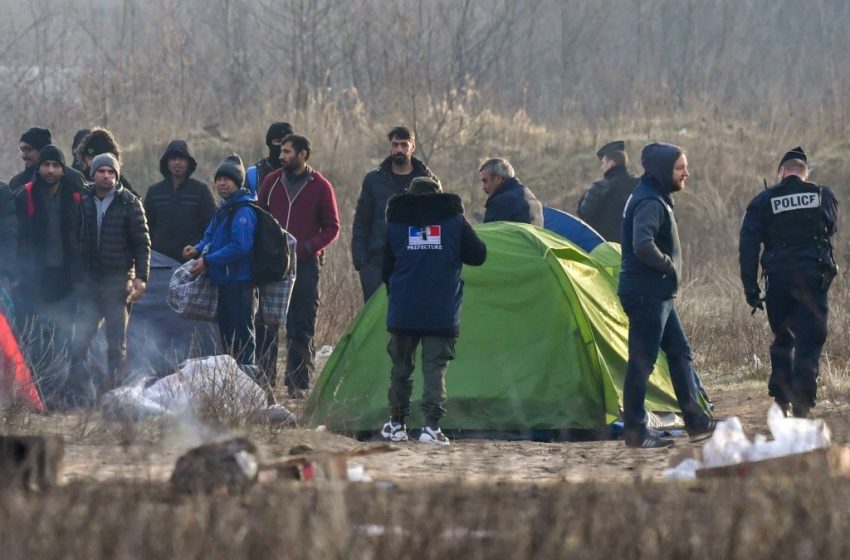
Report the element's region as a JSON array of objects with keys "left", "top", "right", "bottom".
[{"left": 8, "top": 381, "right": 849, "bottom": 486}]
